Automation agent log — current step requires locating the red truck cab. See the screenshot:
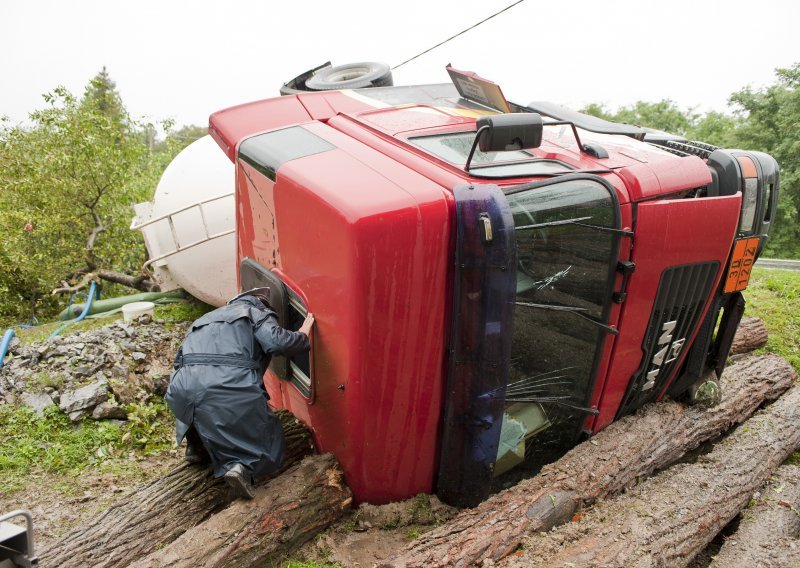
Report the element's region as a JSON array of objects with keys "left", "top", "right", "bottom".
[{"left": 209, "top": 66, "right": 779, "bottom": 506}]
